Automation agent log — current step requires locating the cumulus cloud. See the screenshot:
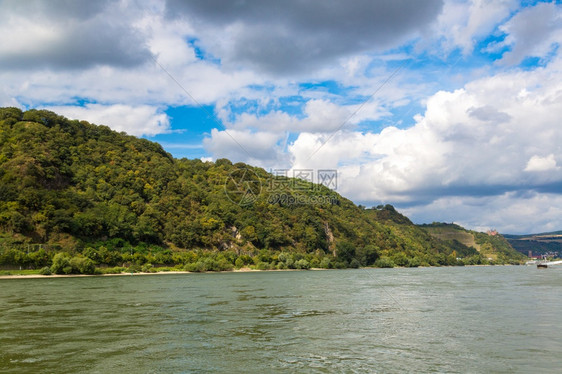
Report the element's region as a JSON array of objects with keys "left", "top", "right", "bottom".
[
  {"left": 280, "top": 55, "right": 562, "bottom": 232},
  {"left": 217, "top": 99, "right": 386, "bottom": 134},
  {"left": 435, "top": 0, "right": 518, "bottom": 54},
  {"left": 45, "top": 104, "right": 171, "bottom": 136},
  {"left": 436, "top": 1, "right": 562, "bottom": 65},
  {"left": 402, "top": 192, "right": 562, "bottom": 234},
  {"left": 524, "top": 154, "right": 560, "bottom": 172},
  {"left": 0, "top": 37, "right": 258, "bottom": 117},
  {"left": 0, "top": 0, "right": 152, "bottom": 70},
  {"left": 203, "top": 128, "right": 289, "bottom": 167},
  {"left": 143, "top": 14, "right": 197, "bottom": 68},
  {"left": 498, "top": 2, "right": 562, "bottom": 66},
  {"left": 467, "top": 105, "right": 511, "bottom": 124},
  {"left": 165, "top": 0, "right": 443, "bottom": 74}
]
